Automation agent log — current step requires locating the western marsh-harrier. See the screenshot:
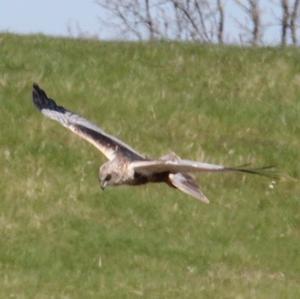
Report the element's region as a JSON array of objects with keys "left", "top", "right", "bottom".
[{"left": 32, "top": 84, "right": 273, "bottom": 203}]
